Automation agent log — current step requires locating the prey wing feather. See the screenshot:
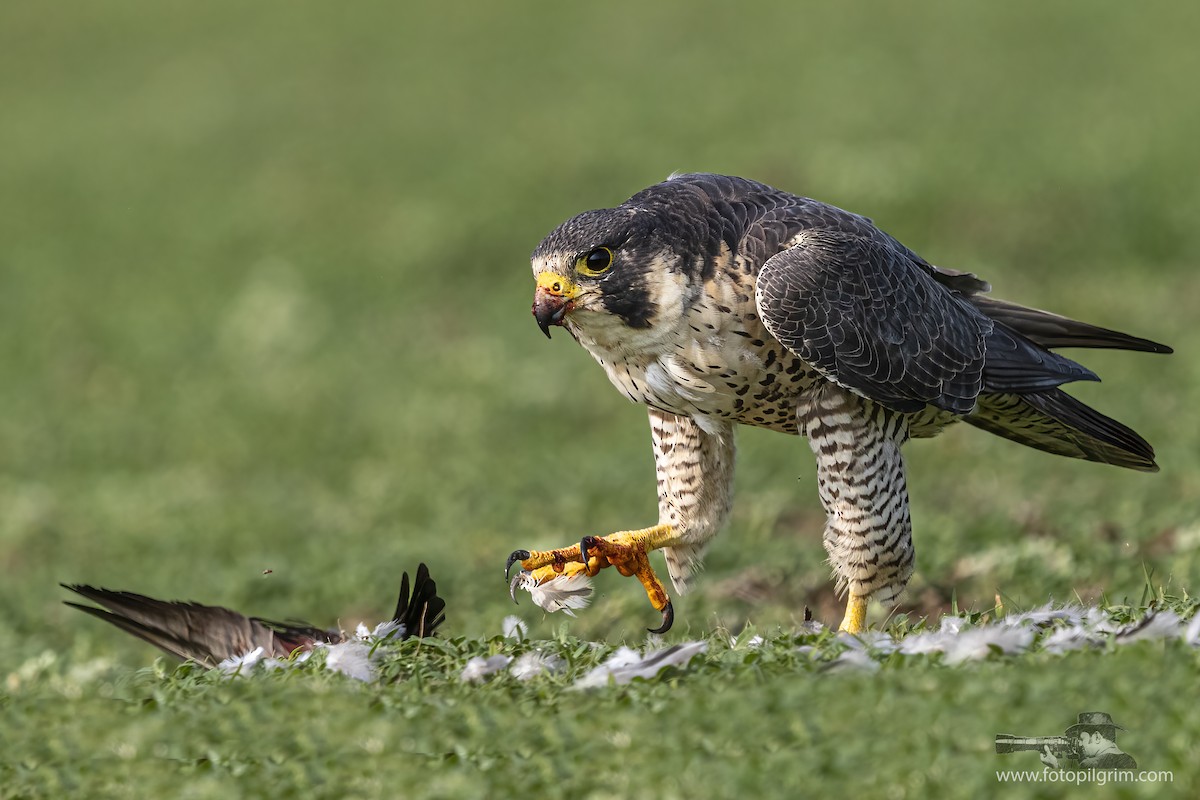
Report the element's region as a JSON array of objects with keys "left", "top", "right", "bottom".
[
  {"left": 392, "top": 563, "right": 446, "bottom": 638},
  {"left": 63, "top": 564, "right": 445, "bottom": 667},
  {"left": 61, "top": 601, "right": 218, "bottom": 664},
  {"left": 62, "top": 585, "right": 296, "bottom": 666},
  {"left": 755, "top": 230, "right": 989, "bottom": 414}
]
